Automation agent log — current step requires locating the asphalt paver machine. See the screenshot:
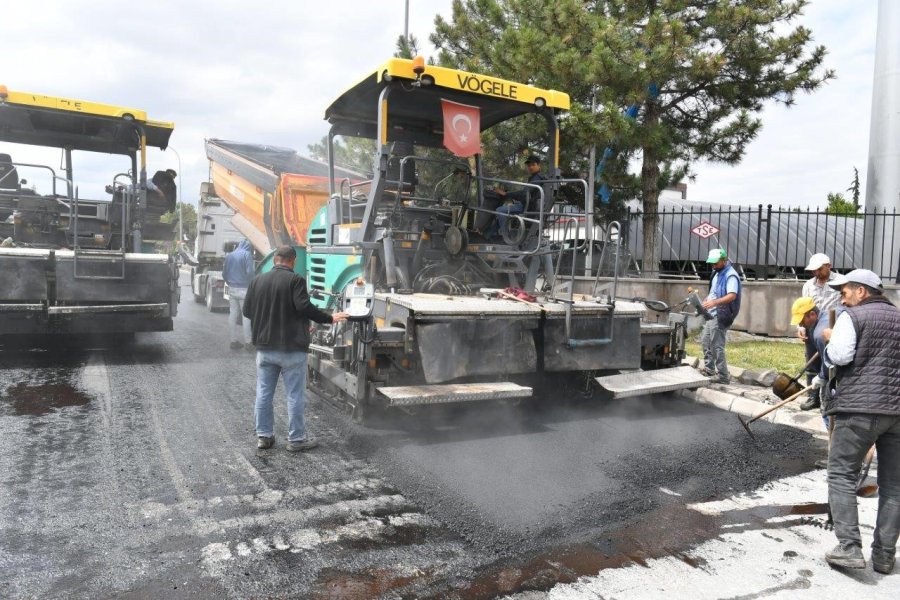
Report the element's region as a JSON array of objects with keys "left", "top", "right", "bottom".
[
  {"left": 300, "top": 58, "right": 706, "bottom": 418},
  {"left": 0, "top": 85, "right": 179, "bottom": 335}
]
